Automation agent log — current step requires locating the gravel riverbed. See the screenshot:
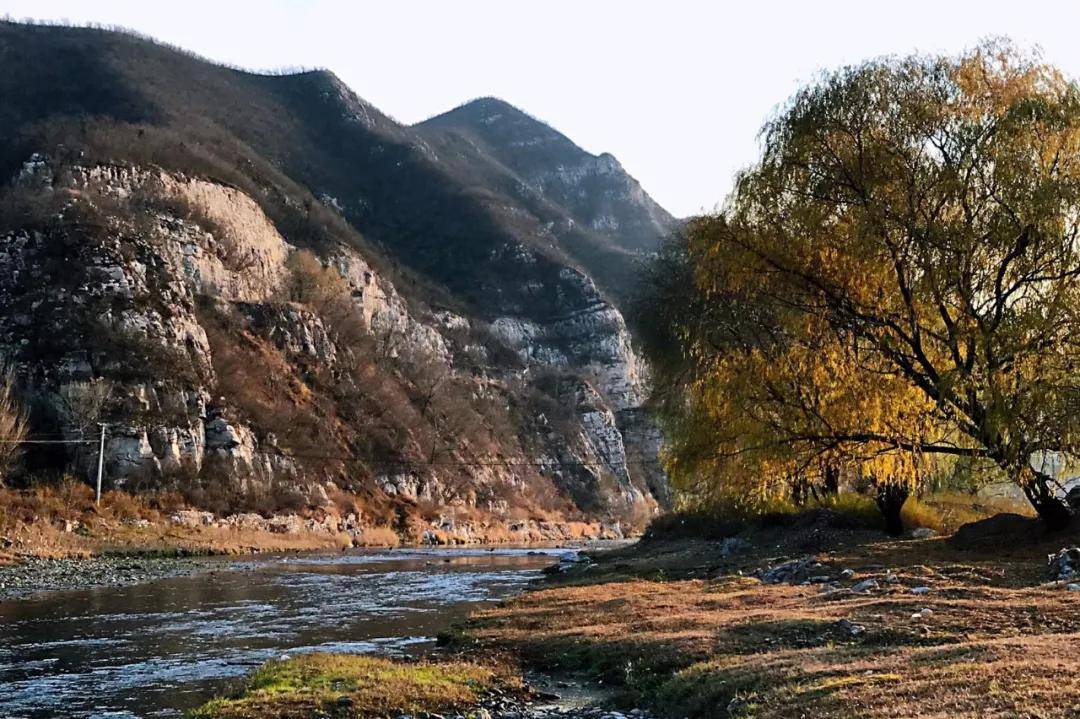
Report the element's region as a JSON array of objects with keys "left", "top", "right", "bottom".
[{"left": 0, "top": 554, "right": 210, "bottom": 600}]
